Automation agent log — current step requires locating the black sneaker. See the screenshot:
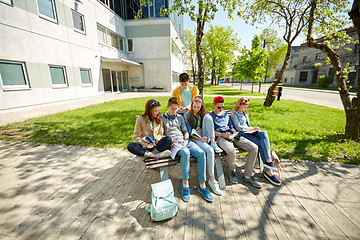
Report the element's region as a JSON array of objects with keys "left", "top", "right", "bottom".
[
  {"left": 243, "top": 175, "right": 262, "bottom": 188},
  {"left": 230, "top": 172, "right": 238, "bottom": 184},
  {"left": 264, "top": 161, "right": 278, "bottom": 171},
  {"left": 264, "top": 172, "right": 281, "bottom": 186}
]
